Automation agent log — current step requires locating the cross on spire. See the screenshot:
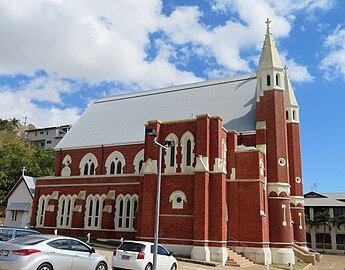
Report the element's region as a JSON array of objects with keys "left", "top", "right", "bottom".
[
  {"left": 265, "top": 18, "right": 271, "bottom": 29},
  {"left": 21, "top": 166, "right": 27, "bottom": 176}
]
